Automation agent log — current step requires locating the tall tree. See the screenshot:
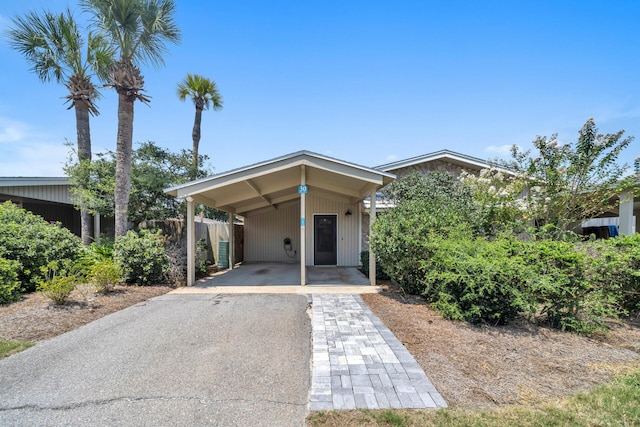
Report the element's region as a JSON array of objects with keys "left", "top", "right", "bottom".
[
  {"left": 6, "top": 9, "right": 114, "bottom": 245},
  {"left": 507, "top": 118, "right": 636, "bottom": 237},
  {"left": 176, "top": 73, "right": 223, "bottom": 179},
  {"left": 64, "top": 141, "right": 214, "bottom": 228},
  {"left": 81, "top": 0, "right": 181, "bottom": 237}
]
